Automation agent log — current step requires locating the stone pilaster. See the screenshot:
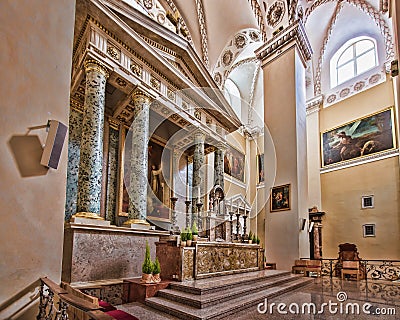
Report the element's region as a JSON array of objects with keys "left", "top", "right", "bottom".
[
  {"left": 126, "top": 89, "right": 151, "bottom": 224},
  {"left": 255, "top": 20, "right": 312, "bottom": 269},
  {"left": 192, "top": 130, "right": 205, "bottom": 227},
  {"left": 75, "top": 59, "right": 109, "bottom": 219}
]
